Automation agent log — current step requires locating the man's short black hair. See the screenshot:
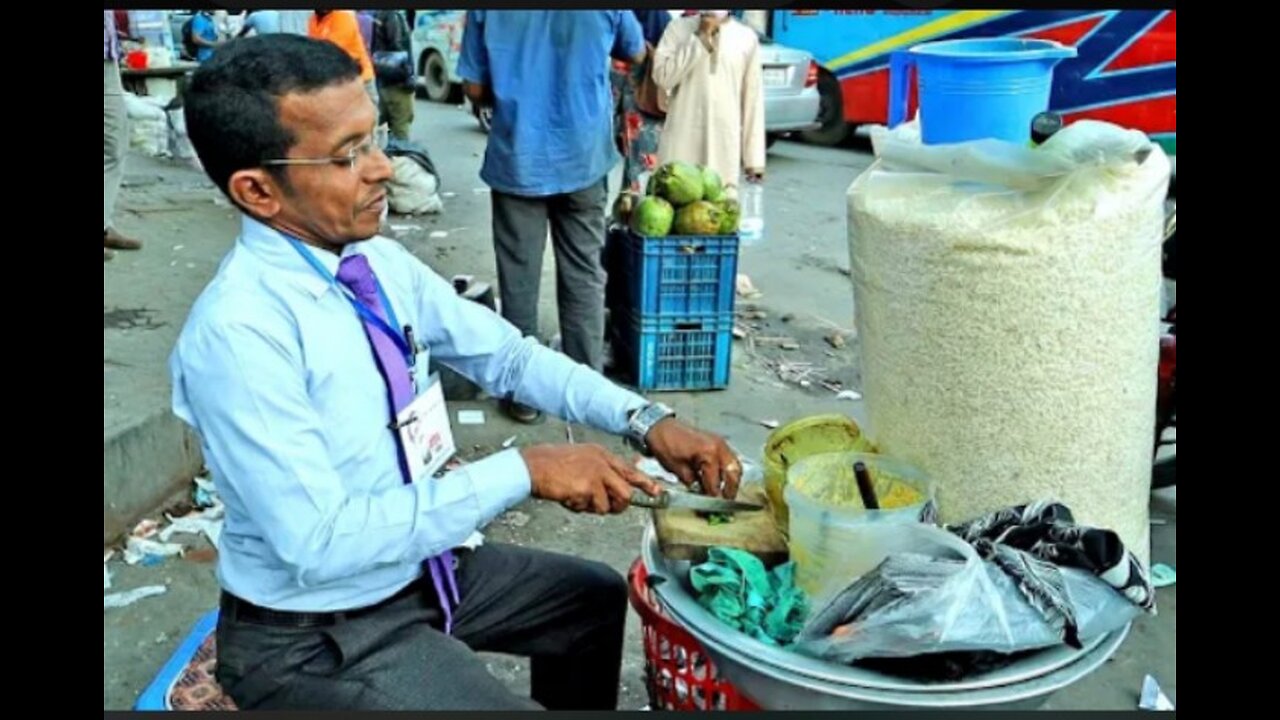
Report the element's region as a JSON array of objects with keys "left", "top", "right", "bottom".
[{"left": 184, "top": 35, "right": 362, "bottom": 199}]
